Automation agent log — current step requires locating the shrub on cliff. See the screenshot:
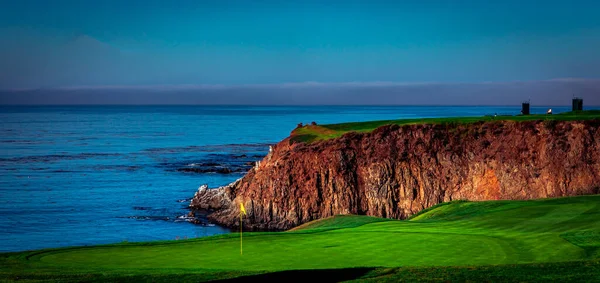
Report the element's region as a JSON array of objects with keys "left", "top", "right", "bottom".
[{"left": 544, "top": 119, "right": 559, "bottom": 131}]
